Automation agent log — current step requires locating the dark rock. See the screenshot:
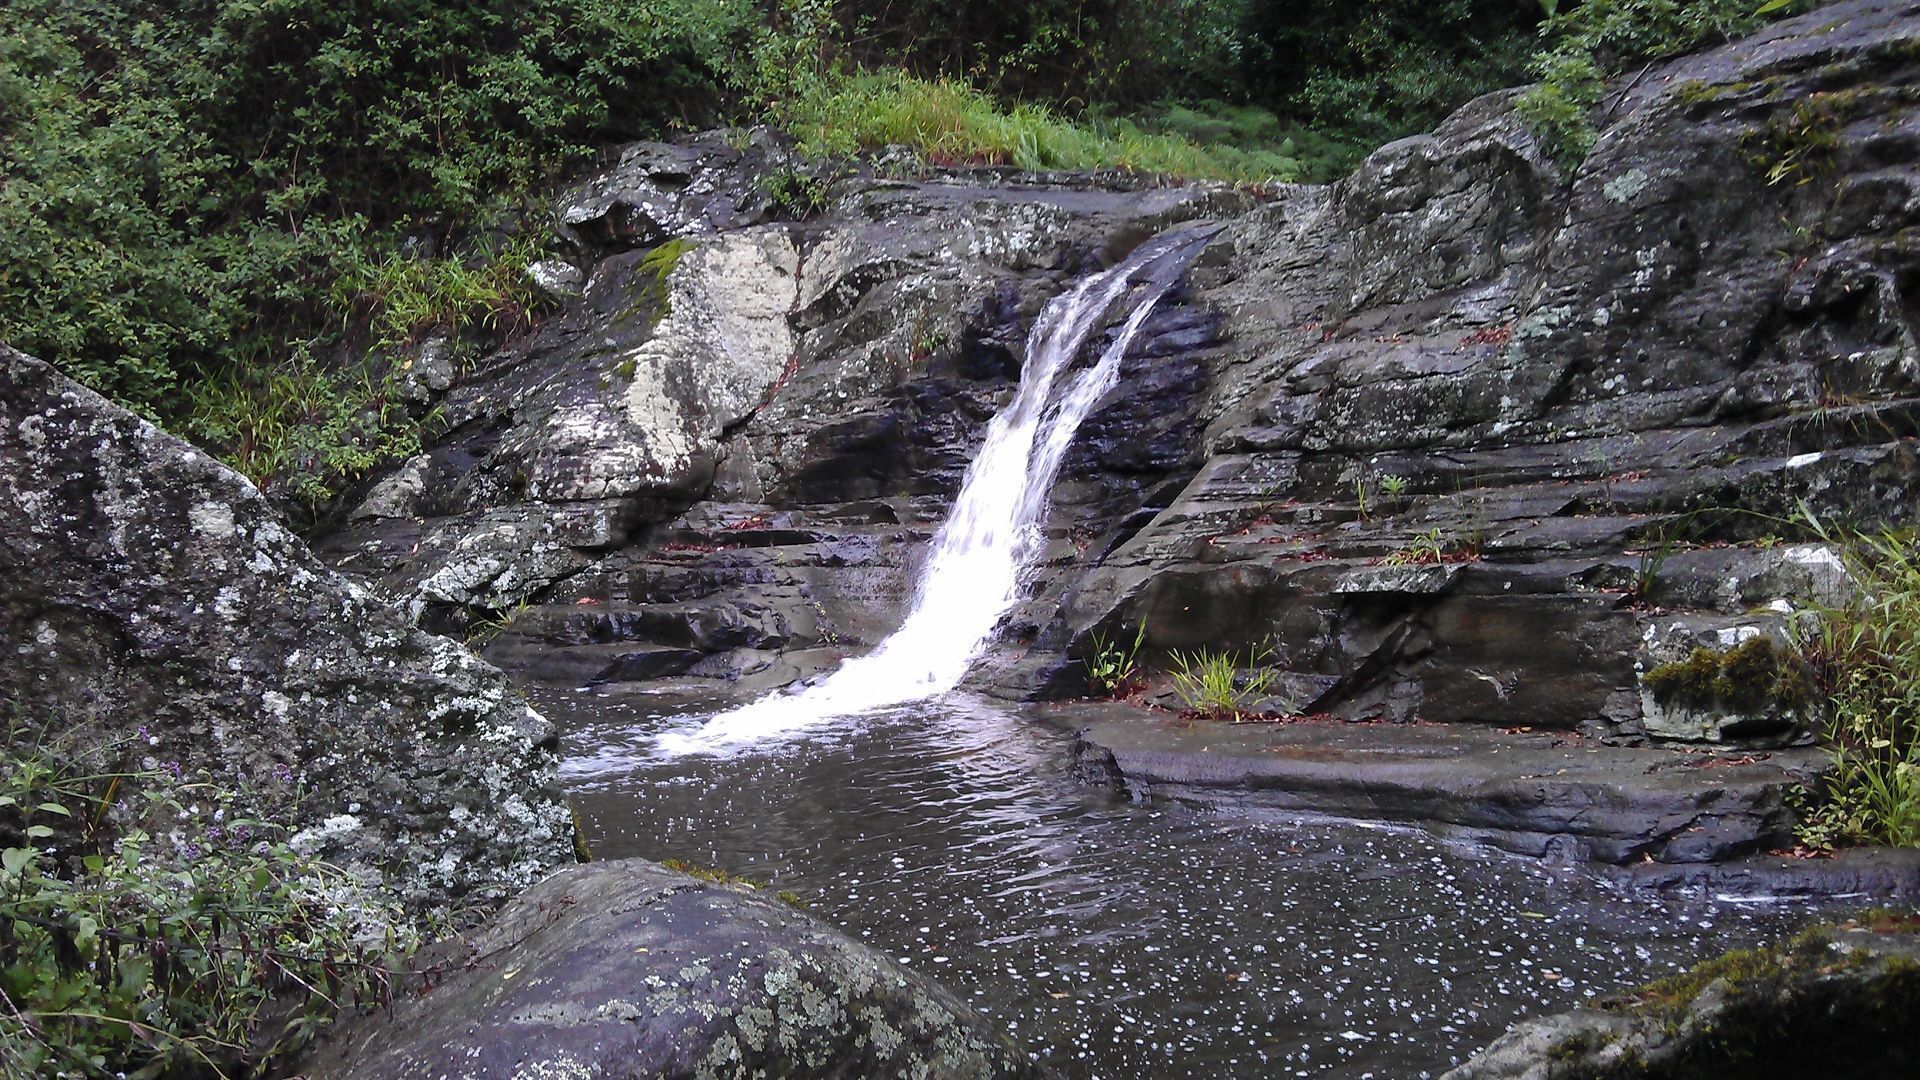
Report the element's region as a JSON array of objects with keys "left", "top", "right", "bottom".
[
  {"left": 308, "top": 860, "right": 1043, "bottom": 1080},
  {"left": 1444, "top": 917, "right": 1920, "bottom": 1079},
  {"left": 1056, "top": 701, "right": 1828, "bottom": 865},
  {"left": 0, "top": 348, "right": 572, "bottom": 911}
]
